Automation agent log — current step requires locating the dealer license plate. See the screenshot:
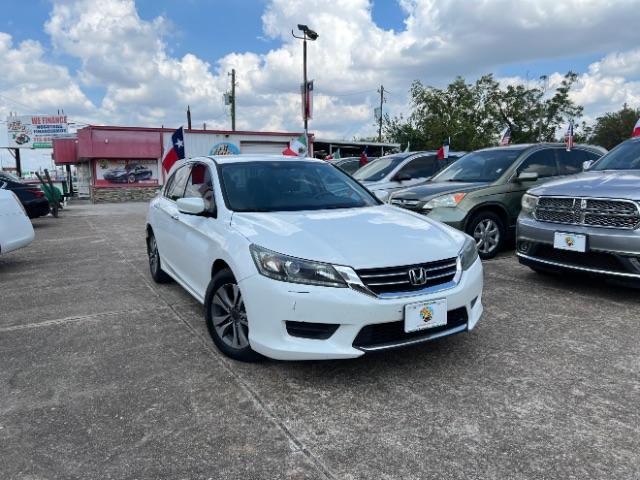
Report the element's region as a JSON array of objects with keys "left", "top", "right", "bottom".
[
  {"left": 404, "top": 298, "right": 447, "bottom": 333},
  {"left": 553, "top": 232, "right": 587, "bottom": 253}
]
